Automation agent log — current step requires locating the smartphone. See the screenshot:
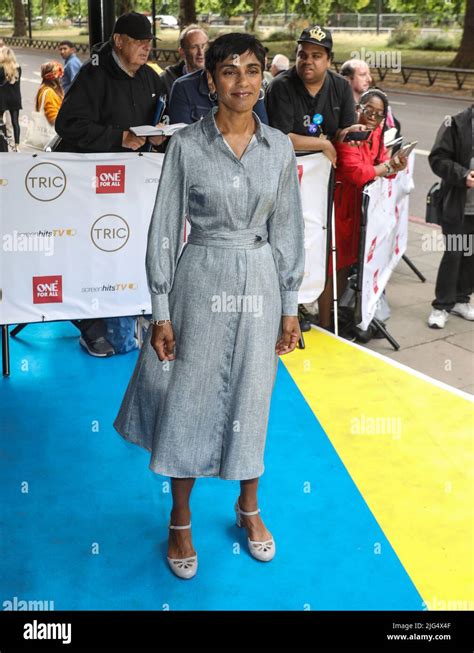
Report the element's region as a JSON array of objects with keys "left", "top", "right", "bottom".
[
  {"left": 344, "top": 130, "right": 371, "bottom": 142},
  {"left": 396, "top": 140, "right": 418, "bottom": 158}
]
